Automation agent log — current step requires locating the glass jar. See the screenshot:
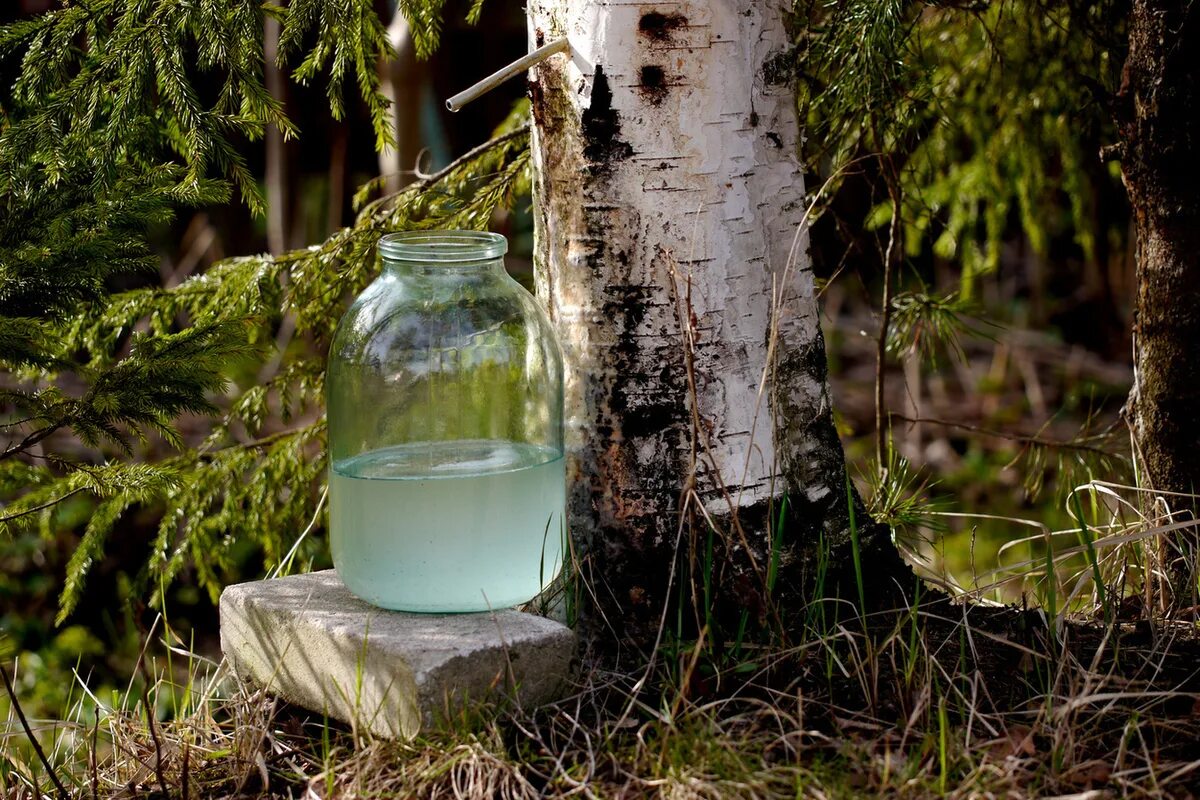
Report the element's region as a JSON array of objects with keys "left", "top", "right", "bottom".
[{"left": 326, "top": 231, "right": 565, "bottom": 612}]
